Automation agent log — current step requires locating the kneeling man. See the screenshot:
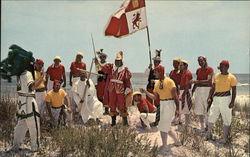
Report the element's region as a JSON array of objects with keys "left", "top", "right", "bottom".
[
  {"left": 73, "top": 72, "right": 103, "bottom": 124},
  {"left": 133, "top": 91, "right": 156, "bottom": 129}
]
